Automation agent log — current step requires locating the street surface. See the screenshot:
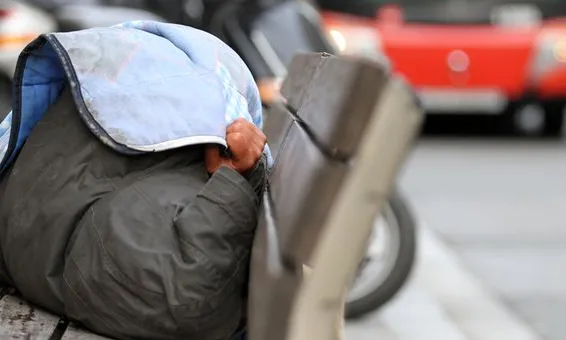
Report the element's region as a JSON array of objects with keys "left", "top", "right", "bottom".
[{"left": 347, "top": 138, "right": 566, "bottom": 340}]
